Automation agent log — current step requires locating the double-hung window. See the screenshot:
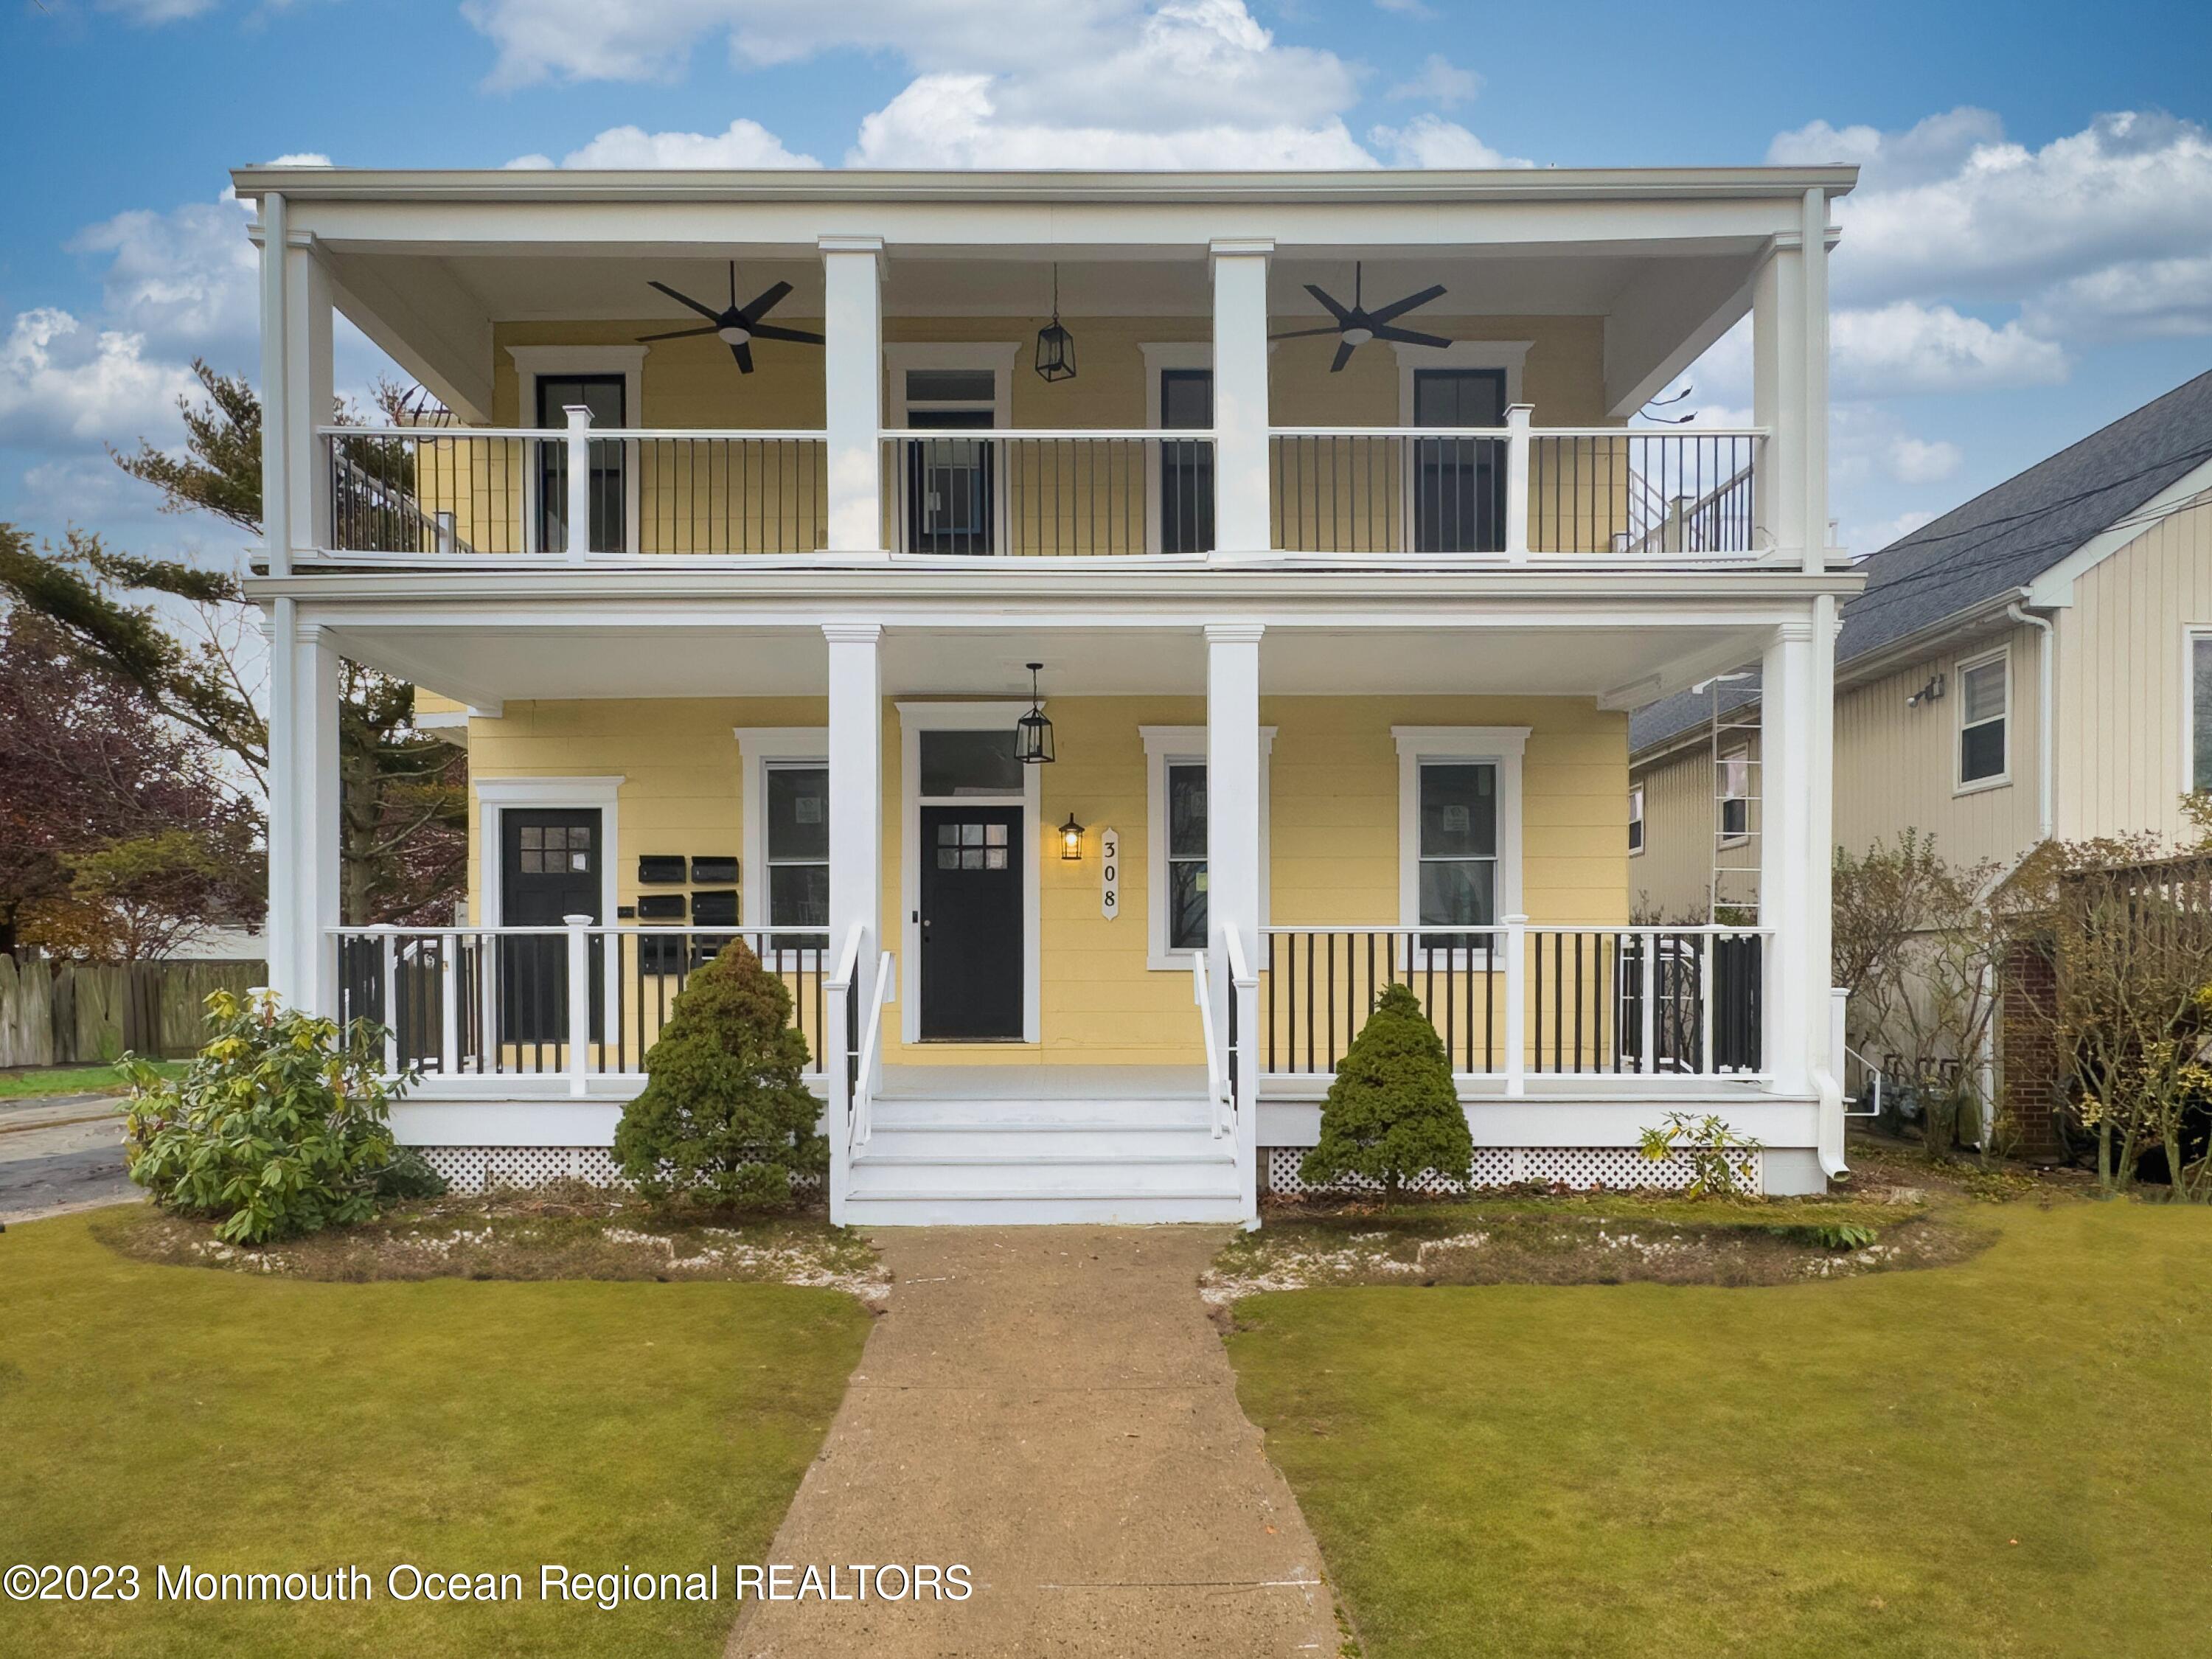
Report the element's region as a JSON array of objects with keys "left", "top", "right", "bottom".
[
  {"left": 765, "top": 764, "right": 830, "bottom": 936},
  {"left": 1719, "top": 747, "right": 1751, "bottom": 842},
  {"left": 1416, "top": 762, "right": 1499, "bottom": 947},
  {"left": 1958, "top": 650, "right": 2008, "bottom": 787},
  {"left": 1166, "top": 762, "right": 1208, "bottom": 950},
  {"left": 1628, "top": 784, "right": 1646, "bottom": 855},
  {"left": 2194, "top": 632, "right": 2212, "bottom": 793},
  {"left": 1142, "top": 726, "right": 1272, "bottom": 968}
]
